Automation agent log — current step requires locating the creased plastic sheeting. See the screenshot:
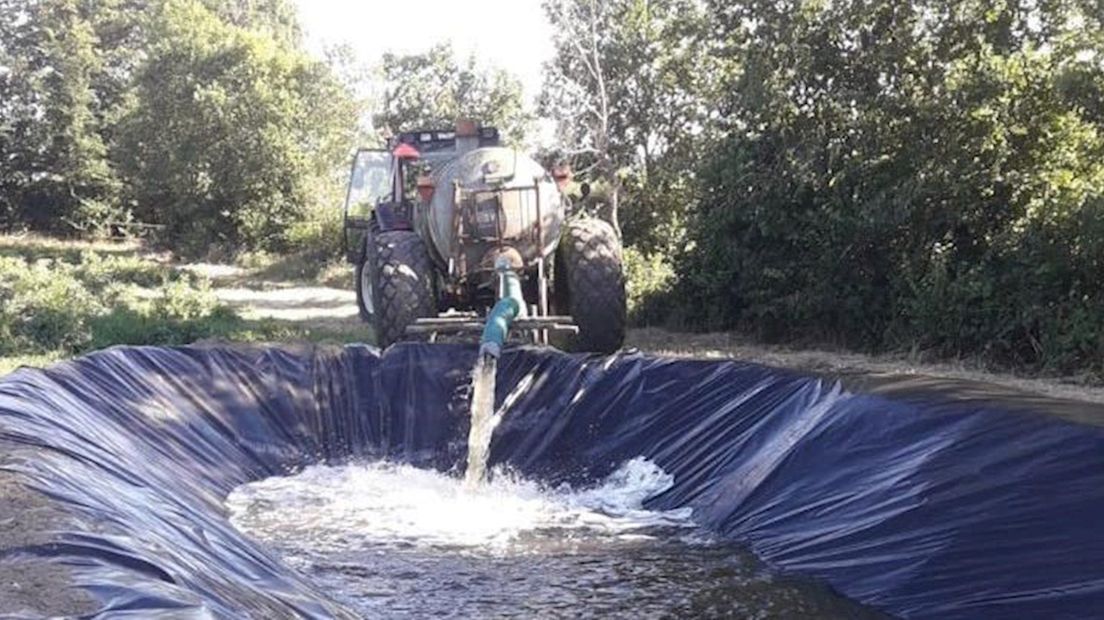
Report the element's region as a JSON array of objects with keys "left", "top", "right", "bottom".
[
  {"left": 0, "top": 344, "right": 376, "bottom": 619},
  {"left": 489, "top": 351, "right": 1104, "bottom": 618},
  {"left": 0, "top": 343, "right": 1102, "bottom": 619}
]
